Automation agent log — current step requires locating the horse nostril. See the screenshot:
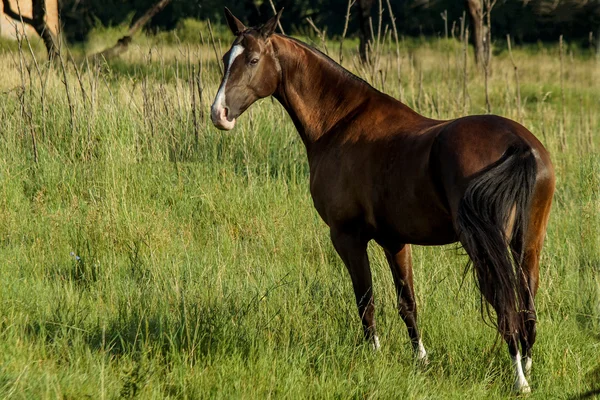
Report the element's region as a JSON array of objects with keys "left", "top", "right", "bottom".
[{"left": 224, "top": 106, "right": 230, "bottom": 120}]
